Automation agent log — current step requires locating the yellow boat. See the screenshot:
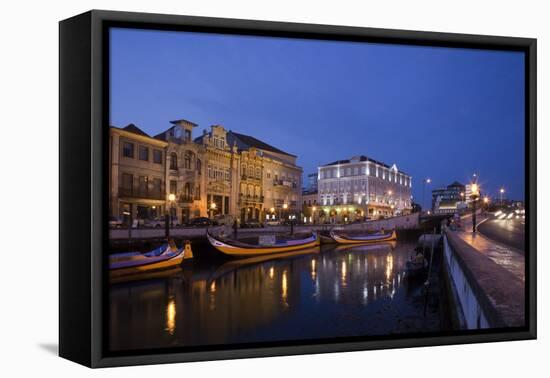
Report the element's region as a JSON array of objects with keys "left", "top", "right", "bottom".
[
  {"left": 206, "top": 231, "right": 320, "bottom": 257},
  {"left": 330, "top": 229, "right": 397, "bottom": 244},
  {"left": 109, "top": 239, "right": 191, "bottom": 279}
]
